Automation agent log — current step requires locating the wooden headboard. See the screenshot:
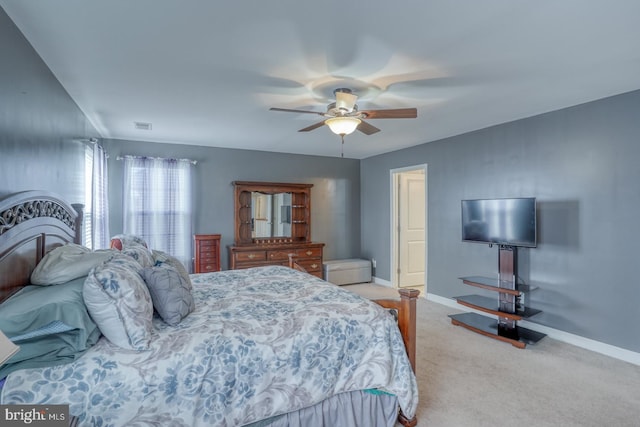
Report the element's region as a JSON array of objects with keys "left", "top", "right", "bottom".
[{"left": 0, "top": 191, "right": 83, "bottom": 303}]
